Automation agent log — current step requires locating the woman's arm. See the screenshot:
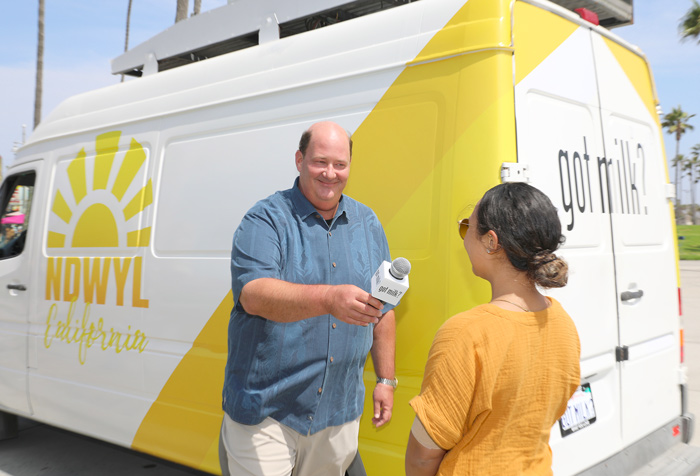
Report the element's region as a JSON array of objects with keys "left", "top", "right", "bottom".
[{"left": 405, "top": 417, "right": 447, "bottom": 476}]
